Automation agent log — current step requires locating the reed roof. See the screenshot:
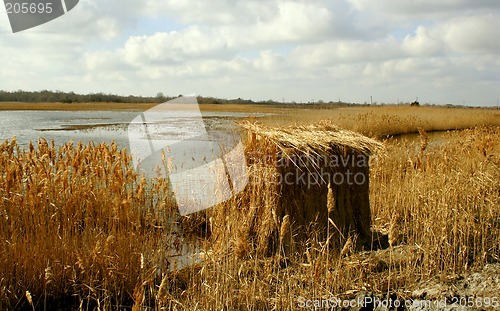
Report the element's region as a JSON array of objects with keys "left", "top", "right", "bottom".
[{"left": 241, "top": 121, "right": 384, "bottom": 157}]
